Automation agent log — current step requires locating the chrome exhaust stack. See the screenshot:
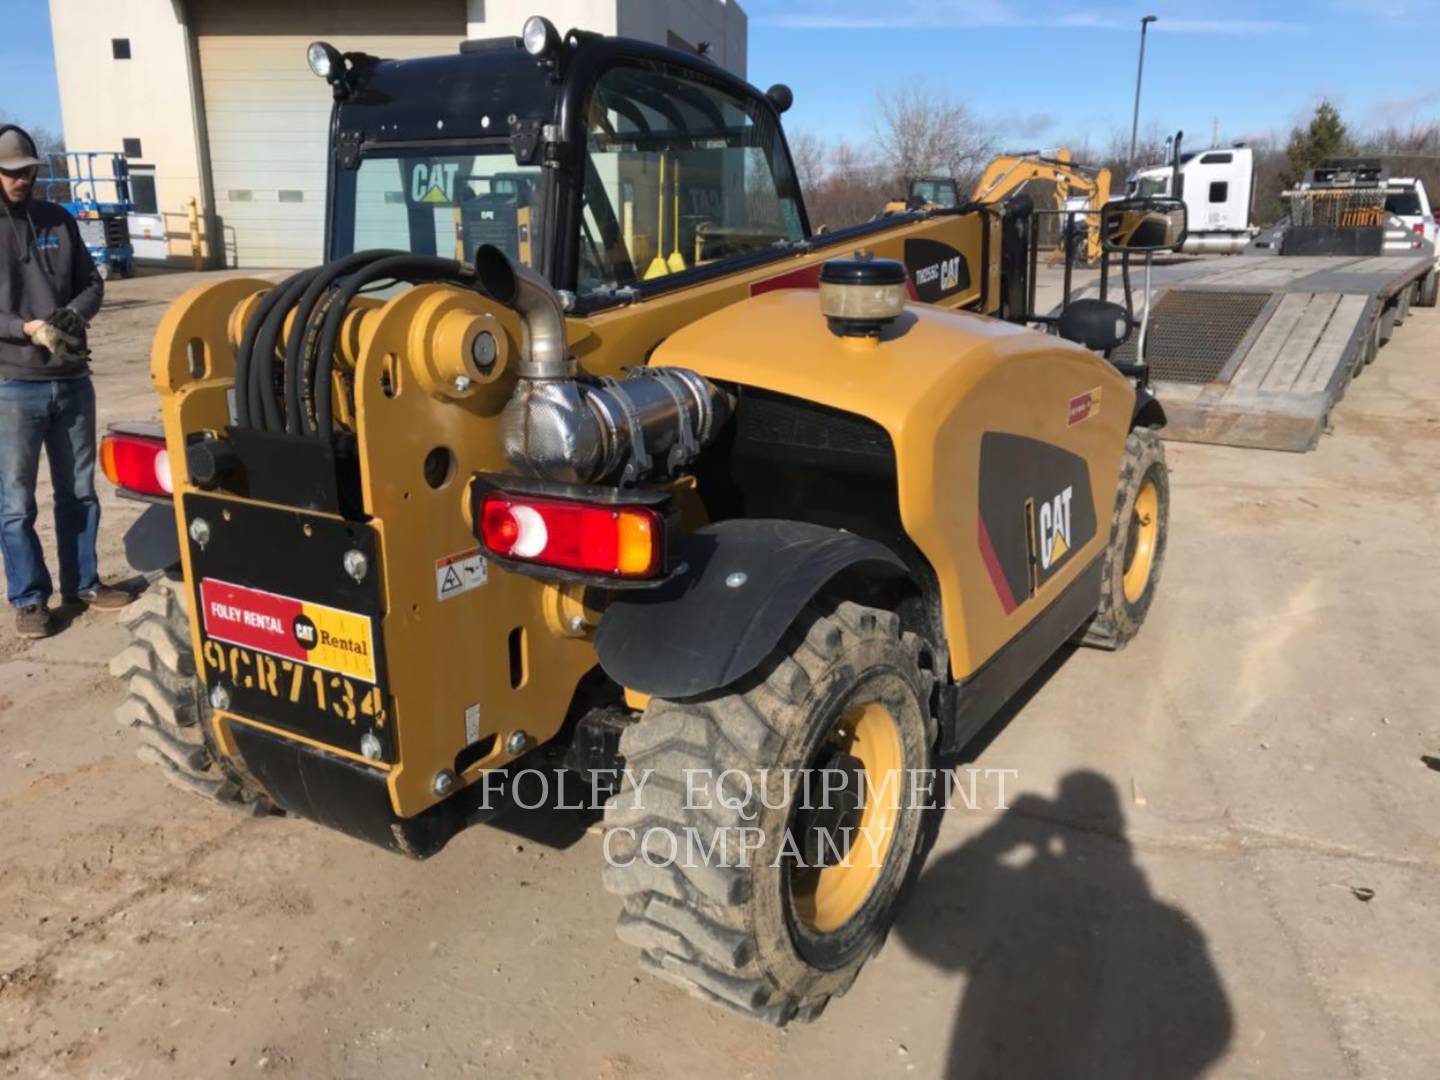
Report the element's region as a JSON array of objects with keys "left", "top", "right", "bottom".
[{"left": 474, "top": 246, "right": 727, "bottom": 484}]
